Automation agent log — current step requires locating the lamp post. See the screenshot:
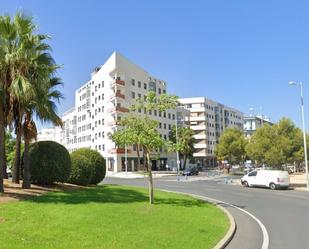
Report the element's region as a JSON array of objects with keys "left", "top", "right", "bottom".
[
  {"left": 289, "top": 81, "right": 309, "bottom": 190},
  {"left": 175, "top": 112, "right": 180, "bottom": 181}
]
